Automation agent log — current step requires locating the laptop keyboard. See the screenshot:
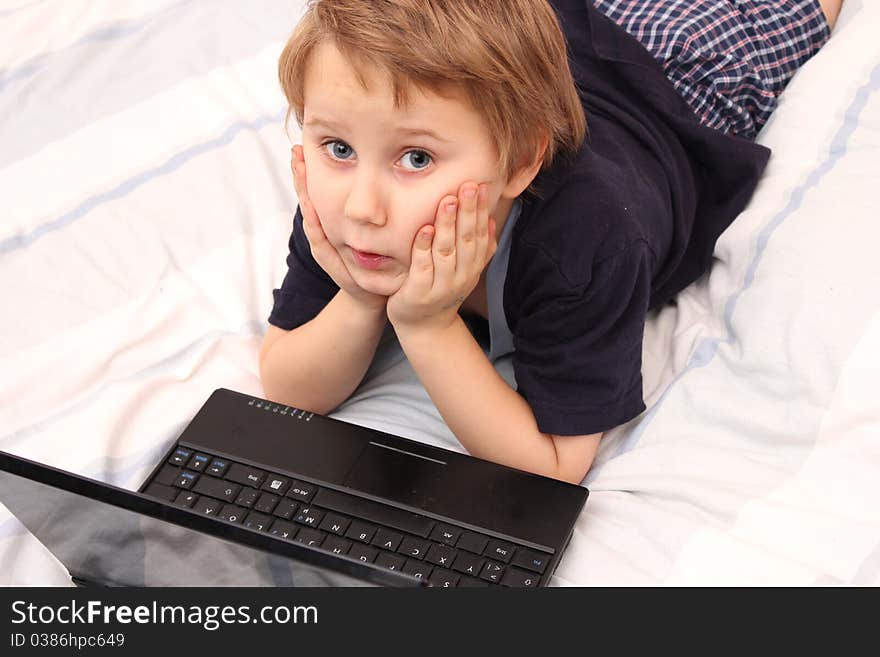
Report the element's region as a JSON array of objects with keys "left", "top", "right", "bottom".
[{"left": 143, "top": 445, "right": 552, "bottom": 587}]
